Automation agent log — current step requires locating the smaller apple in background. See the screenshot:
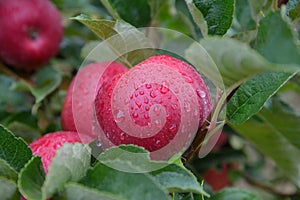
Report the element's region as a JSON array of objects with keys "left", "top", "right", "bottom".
[
  {"left": 61, "top": 62, "right": 128, "bottom": 143},
  {"left": 0, "top": 0, "right": 63, "bottom": 70},
  {"left": 202, "top": 163, "right": 232, "bottom": 192},
  {"left": 21, "top": 131, "right": 82, "bottom": 200}
]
